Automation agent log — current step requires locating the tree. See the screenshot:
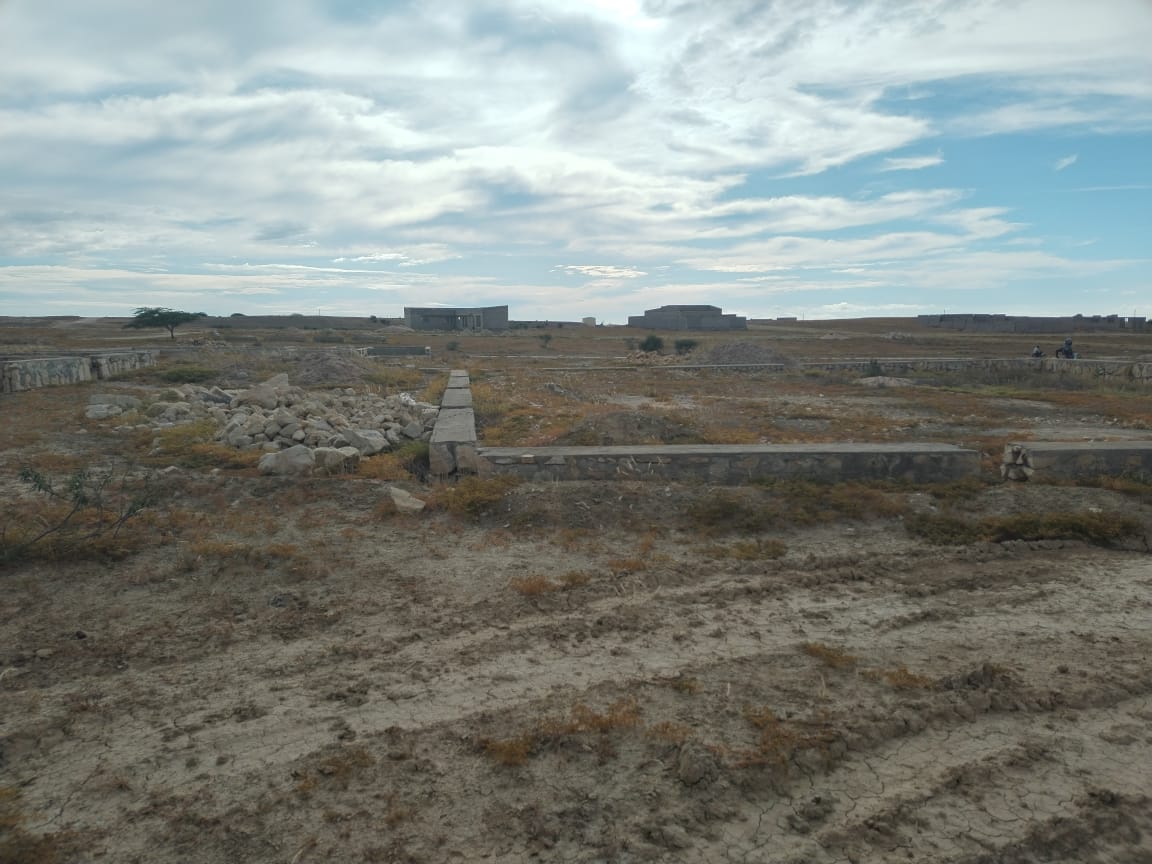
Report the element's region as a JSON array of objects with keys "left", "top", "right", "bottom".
[{"left": 124, "top": 307, "right": 206, "bottom": 340}]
